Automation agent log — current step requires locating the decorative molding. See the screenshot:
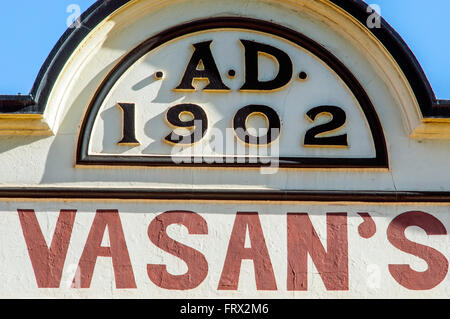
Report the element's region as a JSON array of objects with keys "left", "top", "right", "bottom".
[
  {"left": 0, "top": 0, "right": 447, "bottom": 121},
  {"left": 1, "top": 187, "right": 450, "bottom": 203},
  {"left": 76, "top": 17, "right": 388, "bottom": 169}
]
